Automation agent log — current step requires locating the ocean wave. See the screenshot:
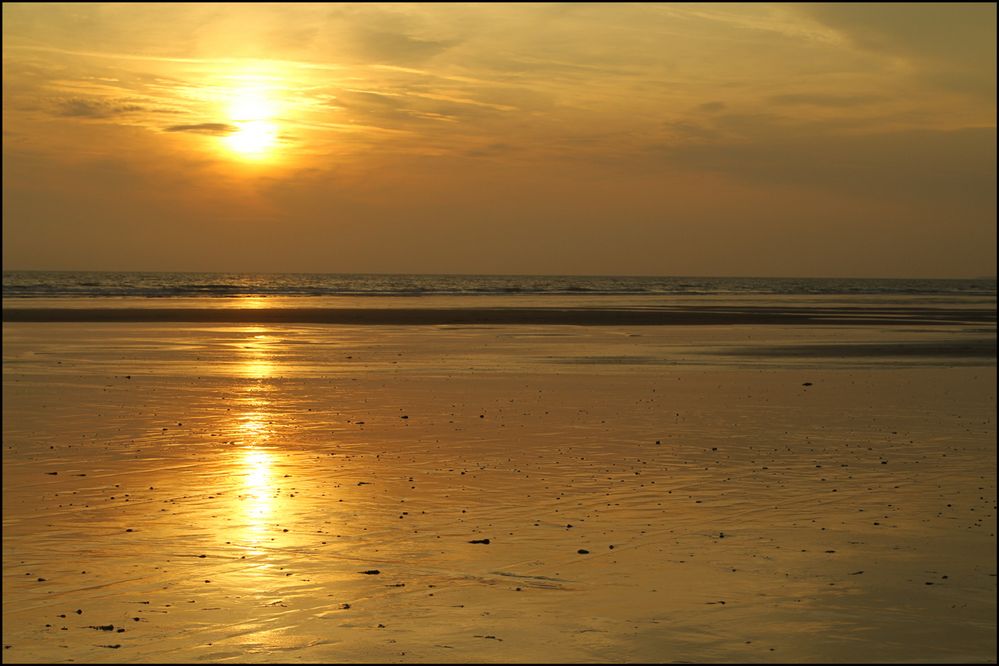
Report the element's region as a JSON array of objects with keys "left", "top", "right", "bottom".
[{"left": 2, "top": 272, "right": 996, "bottom": 299}]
